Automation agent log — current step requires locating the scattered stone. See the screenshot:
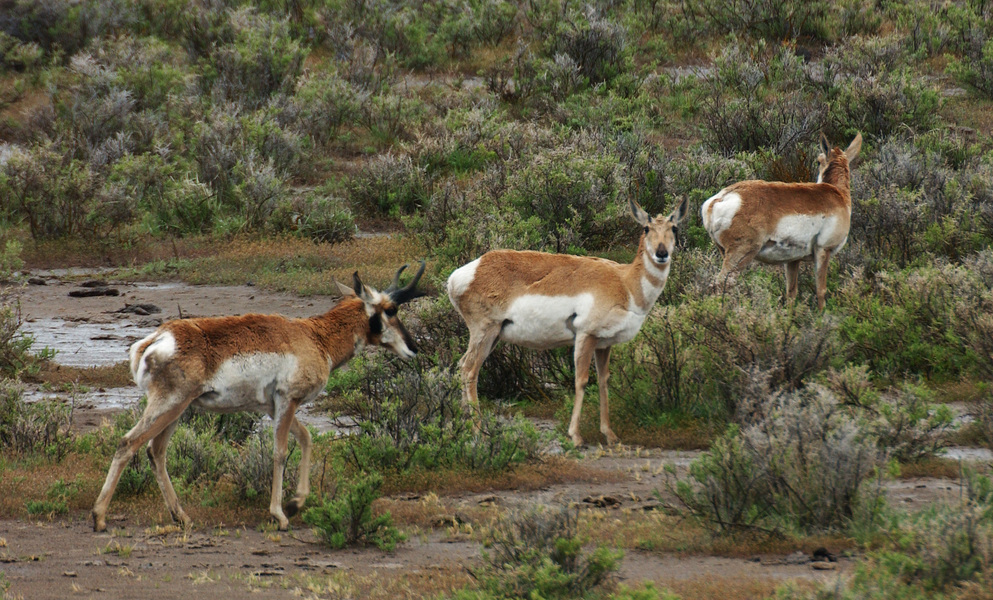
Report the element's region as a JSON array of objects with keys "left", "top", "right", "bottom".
[
  {"left": 811, "top": 561, "right": 837, "bottom": 571},
  {"left": 783, "top": 551, "right": 809, "bottom": 565},
  {"left": 477, "top": 495, "right": 499, "bottom": 506},
  {"left": 27, "top": 277, "right": 46, "bottom": 285},
  {"left": 63, "top": 571, "right": 77, "bottom": 577},
  {"left": 583, "top": 495, "right": 622, "bottom": 508},
  {"left": 812, "top": 547, "right": 835, "bottom": 562},
  {"left": 69, "top": 287, "right": 120, "bottom": 298},
  {"left": 80, "top": 279, "right": 110, "bottom": 288},
  {"left": 116, "top": 303, "right": 162, "bottom": 316}
]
